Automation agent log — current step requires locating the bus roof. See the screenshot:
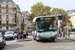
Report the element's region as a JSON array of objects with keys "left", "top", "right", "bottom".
[{"left": 33, "top": 16, "right": 55, "bottom": 23}]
